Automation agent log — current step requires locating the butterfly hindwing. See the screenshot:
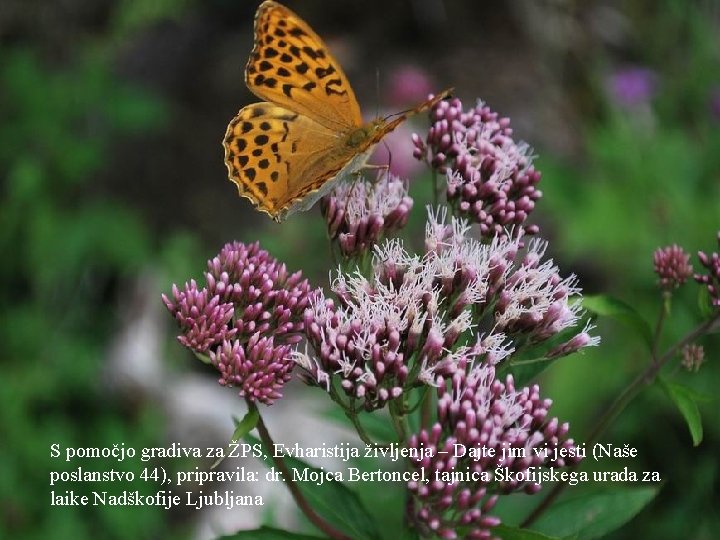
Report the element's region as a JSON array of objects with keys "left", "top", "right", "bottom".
[{"left": 224, "top": 102, "right": 365, "bottom": 221}]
